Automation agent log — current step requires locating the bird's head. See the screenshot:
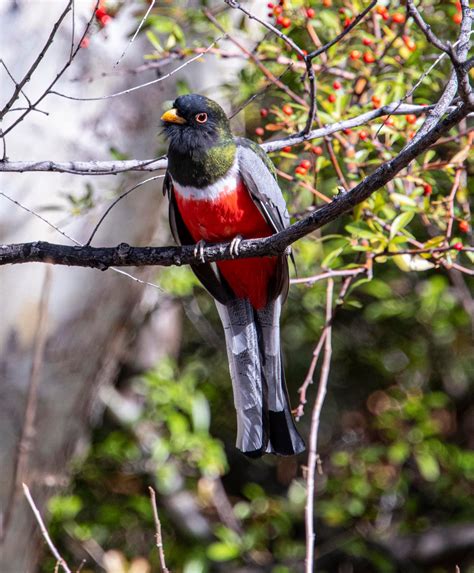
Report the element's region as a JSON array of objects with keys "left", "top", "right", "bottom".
[{"left": 161, "top": 94, "right": 232, "bottom": 154}]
